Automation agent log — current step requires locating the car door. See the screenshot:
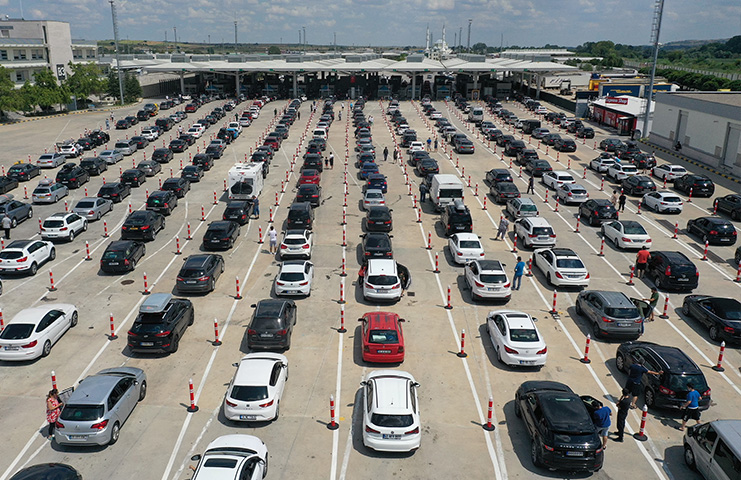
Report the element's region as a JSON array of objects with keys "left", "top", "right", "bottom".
[
  {"left": 27, "top": 242, "right": 45, "bottom": 264},
  {"left": 523, "top": 393, "right": 540, "bottom": 438},
  {"left": 696, "top": 299, "right": 715, "bottom": 329},
  {"left": 45, "top": 309, "right": 69, "bottom": 343},
  {"left": 117, "top": 377, "right": 138, "bottom": 420},
  {"left": 493, "top": 315, "right": 506, "bottom": 352},
  {"left": 467, "top": 262, "right": 479, "bottom": 287}
]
